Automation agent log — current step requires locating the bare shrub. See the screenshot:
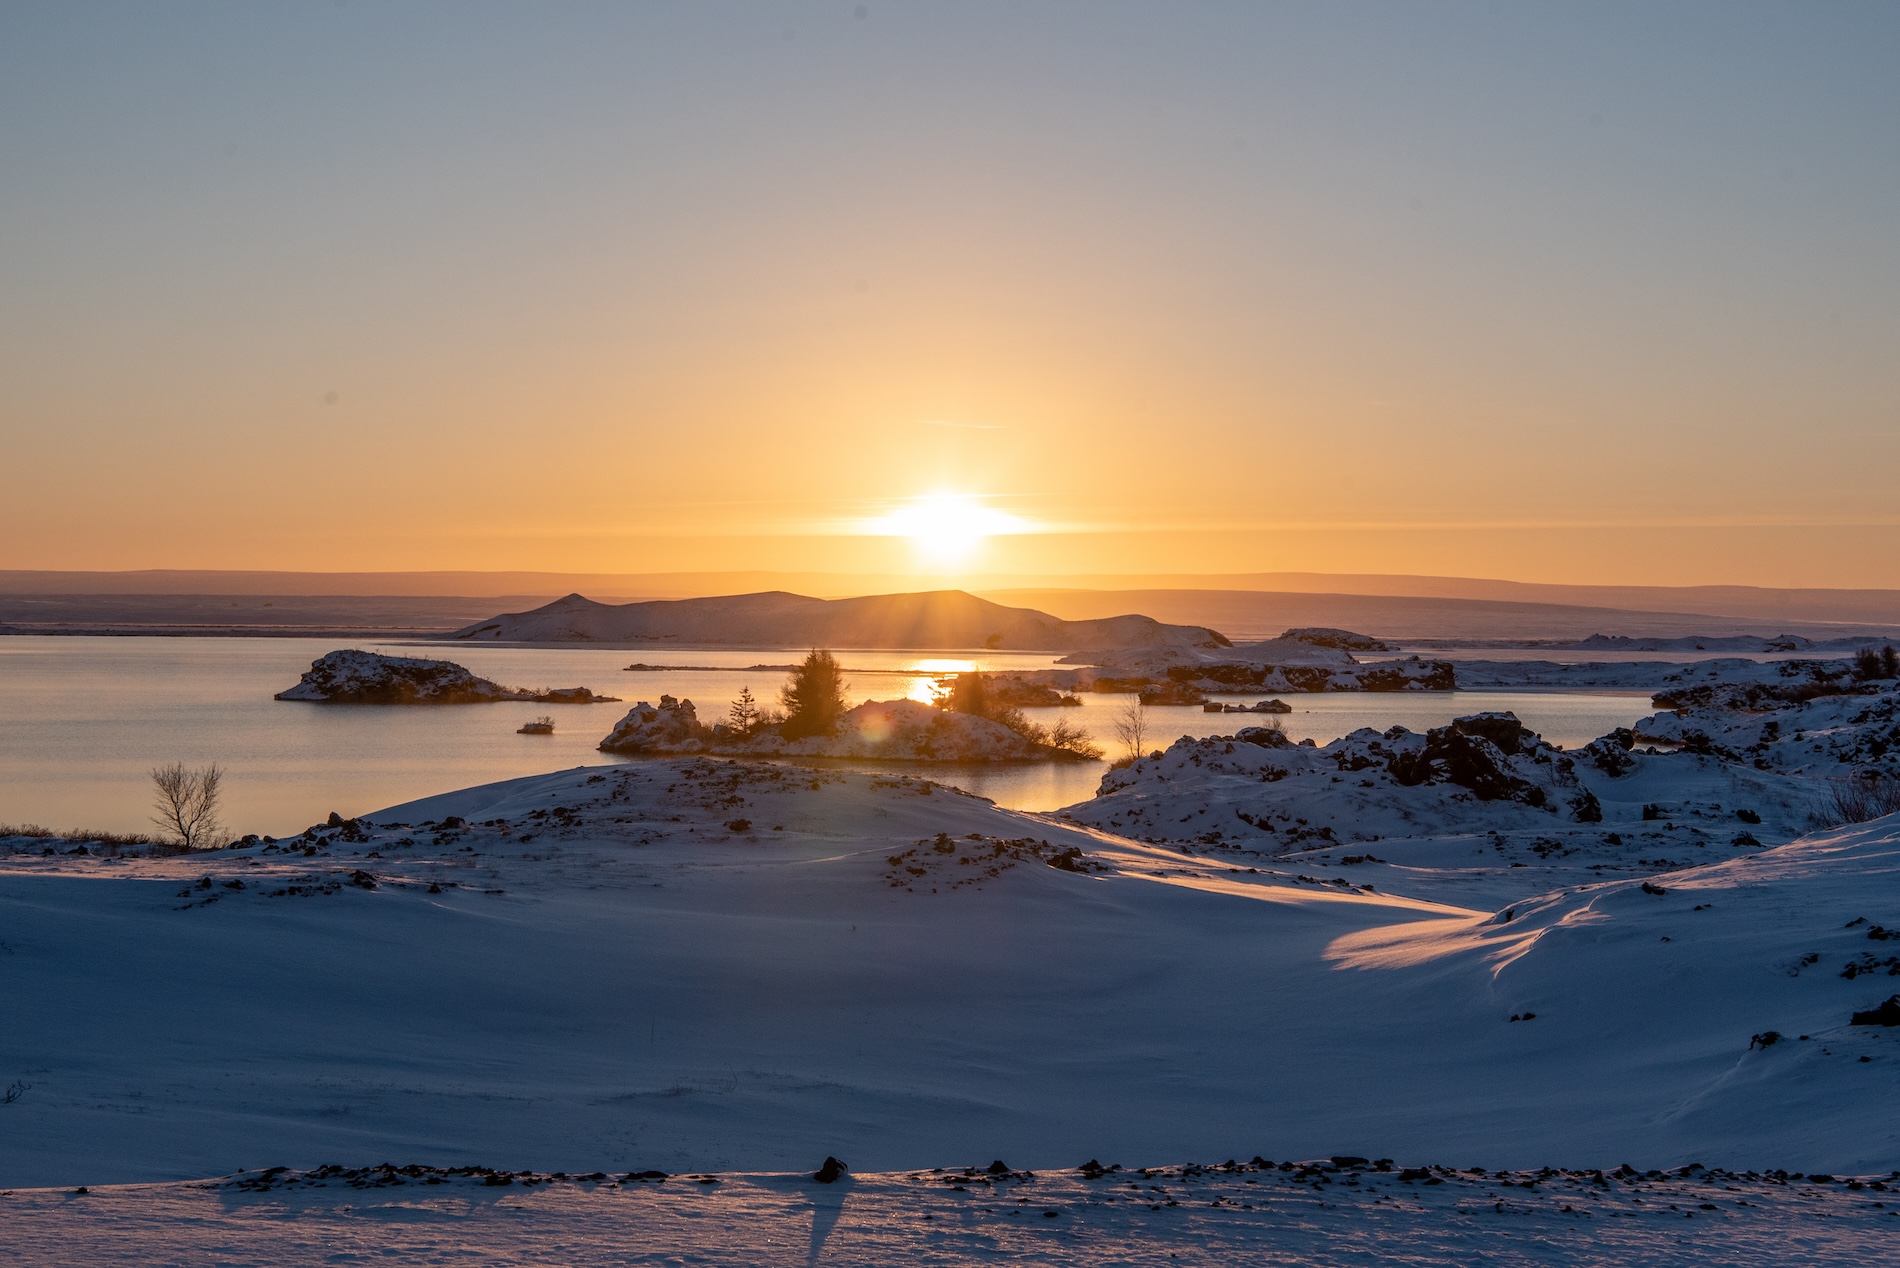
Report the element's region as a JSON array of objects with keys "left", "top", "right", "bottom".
[
  {"left": 1043, "top": 717, "right": 1104, "bottom": 760},
  {"left": 150, "top": 762, "right": 227, "bottom": 850},
  {"left": 1, "top": 823, "right": 162, "bottom": 855},
  {"left": 1851, "top": 646, "right": 1899, "bottom": 681},
  {"left": 940, "top": 670, "right": 1101, "bottom": 755},
  {"left": 1823, "top": 773, "right": 1900, "bottom": 827},
  {"left": 1108, "top": 696, "right": 1148, "bottom": 765}
]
